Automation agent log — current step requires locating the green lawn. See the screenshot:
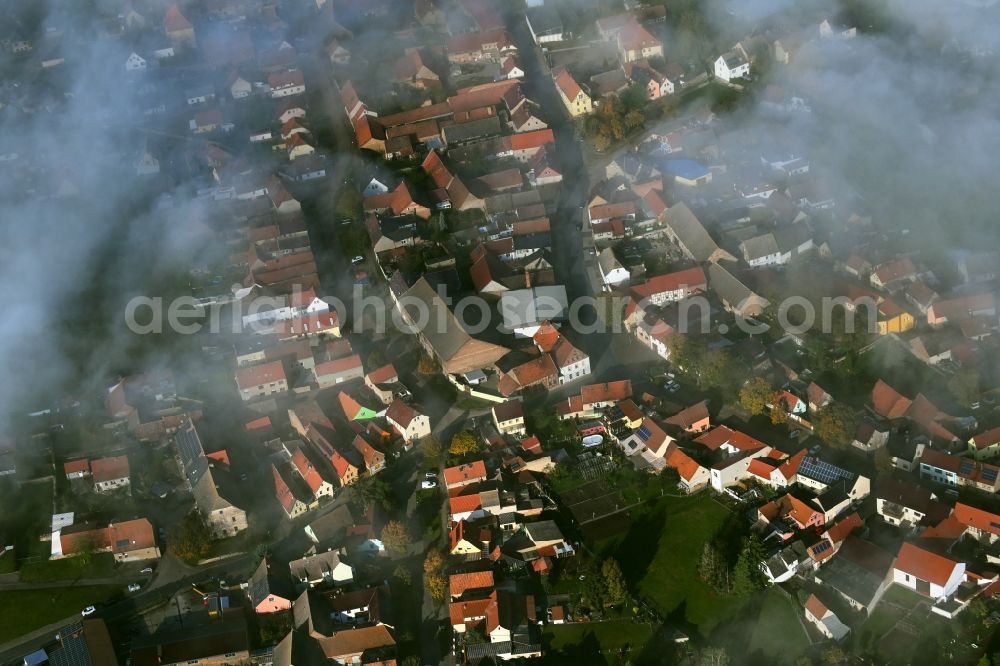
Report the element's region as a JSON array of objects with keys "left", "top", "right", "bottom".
[
  {"left": 746, "top": 588, "right": 811, "bottom": 663},
  {"left": 18, "top": 553, "right": 117, "bottom": 582},
  {"left": 0, "top": 585, "right": 122, "bottom": 643},
  {"left": 599, "top": 493, "right": 738, "bottom": 636},
  {"left": 544, "top": 619, "right": 654, "bottom": 664},
  {"left": 0, "top": 549, "right": 16, "bottom": 574}
]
